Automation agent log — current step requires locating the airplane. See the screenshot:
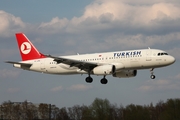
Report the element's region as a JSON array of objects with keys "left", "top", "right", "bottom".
[{"left": 6, "top": 33, "right": 175, "bottom": 84}]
